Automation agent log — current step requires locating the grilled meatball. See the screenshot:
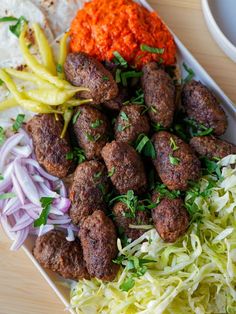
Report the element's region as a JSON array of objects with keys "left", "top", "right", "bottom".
[
  {"left": 33, "top": 230, "right": 89, "bottom": 280},
  {"left": 141, "top": 62, "right": 175, "bottom": 128},
  {"left": 190, "top": 136, "right": 236, "bottom": 159},
  {"left": 69, "top": 161, "right": 110, "bottom": 225},
  {"left": 115, "top": 105, "right": 150, "bottom": 144},
  {"left": 112, "top": 202, "right": 151, "bottom": 240},
  {"left": 101, "top": 141, "right": 147, "bottom": 194},
  {"left": 152, "top": 131, "right": 201, "bottom": 191},
  {"left": 64, "top": 52, "right": 118, "bottom": 104},
  {"left": 103, "top": 87, "right": 129, "bottom": 111},
  {"left": 73, "top": 105, "right": 110, "bottom": 160},
  {"left": 182, "top": 80, "right": 227, "bottom": 136},
  {"left": 26, "top": 114, "right": 73, "bottom": 178},
  {"left": 152, "top": 197, "right": 189, "bottom": 242},
  {"left": 79, "top": 210, "right": 119, "bottom": 281}
]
